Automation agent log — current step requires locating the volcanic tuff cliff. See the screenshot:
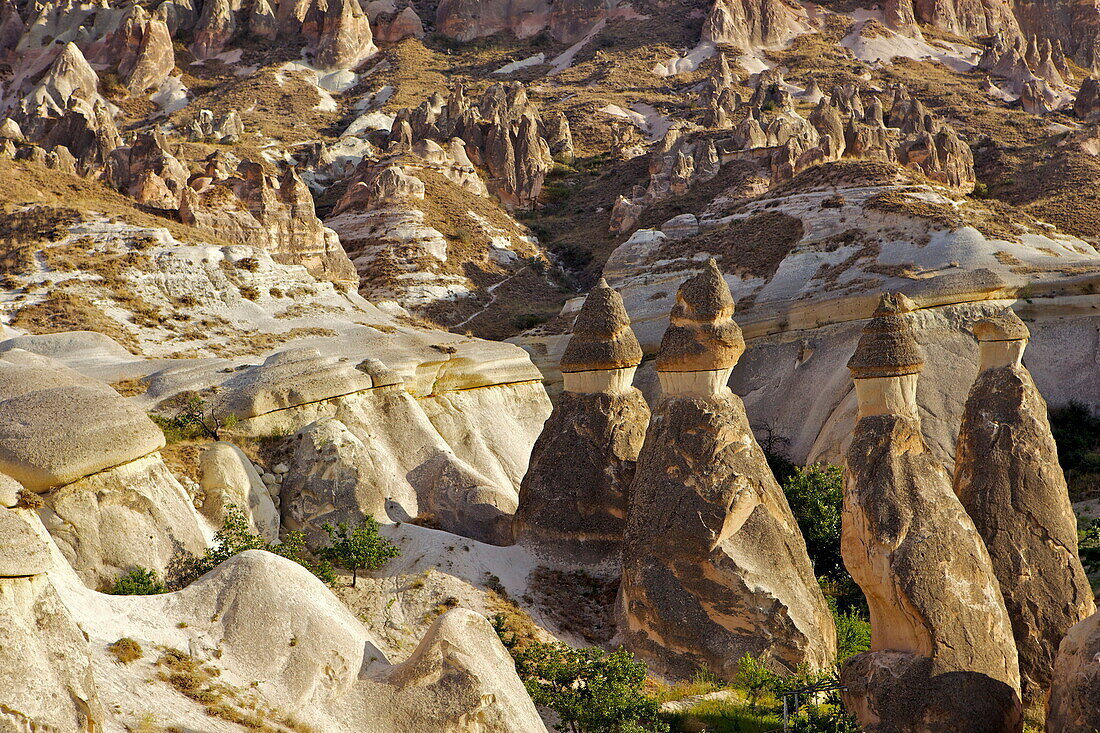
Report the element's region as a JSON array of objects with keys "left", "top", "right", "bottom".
[{"left": 0, "top": 0, "right": 1097, "bottom": 729}]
